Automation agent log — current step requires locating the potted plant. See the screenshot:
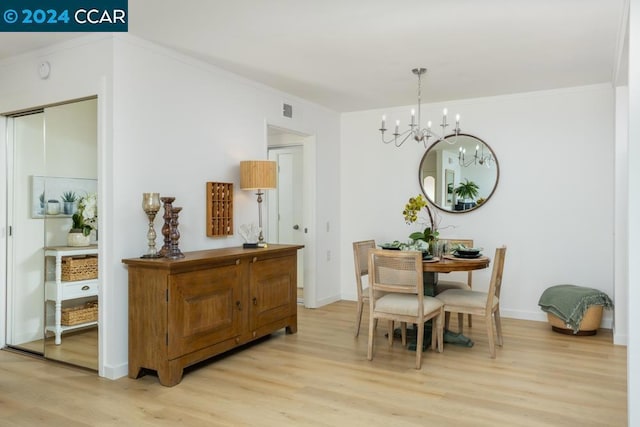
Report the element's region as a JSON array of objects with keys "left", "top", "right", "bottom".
[
  {"left": 454, "top": 179, "right": 480, "bottom": 203},
  {"left": 403, "top": 194, "right": 440, "bottom": 255},
  {"left": 68, "top": 193, "right": 97, "bottom": 247},
  {"left": 61, "top": 191, "right": 78, "bottom": 215}
]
